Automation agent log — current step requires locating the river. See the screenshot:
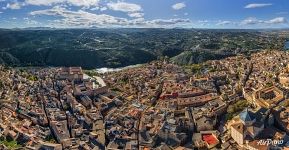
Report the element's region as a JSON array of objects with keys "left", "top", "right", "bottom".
[{"left": 95, "top": 64, "right": 143, "bottom": 73}]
